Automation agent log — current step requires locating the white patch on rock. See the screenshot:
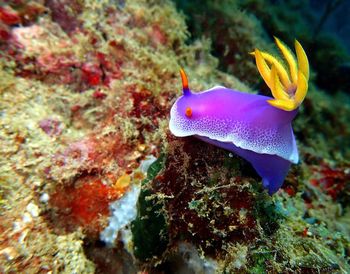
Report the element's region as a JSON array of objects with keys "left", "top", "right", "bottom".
[
  {"left": 100, "top": 184, "right": 141, "bottom": 245},
  {"left": 26, "top": 202, "right": 39, "bottom": 217},
  {"left": 139, "top": 155, "right": 157, "bottom": 174},
  {"left": 39, "top": 193, "right": 50, "bottom": 203}
]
